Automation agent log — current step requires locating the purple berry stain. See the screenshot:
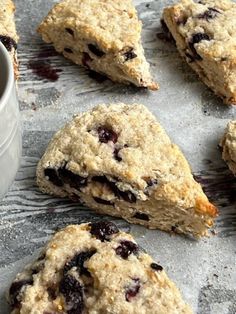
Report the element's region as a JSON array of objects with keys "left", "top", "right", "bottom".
[
  {"left": 28, "top": 60, "right": 62, "bottom": 81},
  {"left": 28, "top": 46, "right": 63, "bottom": 82}
]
